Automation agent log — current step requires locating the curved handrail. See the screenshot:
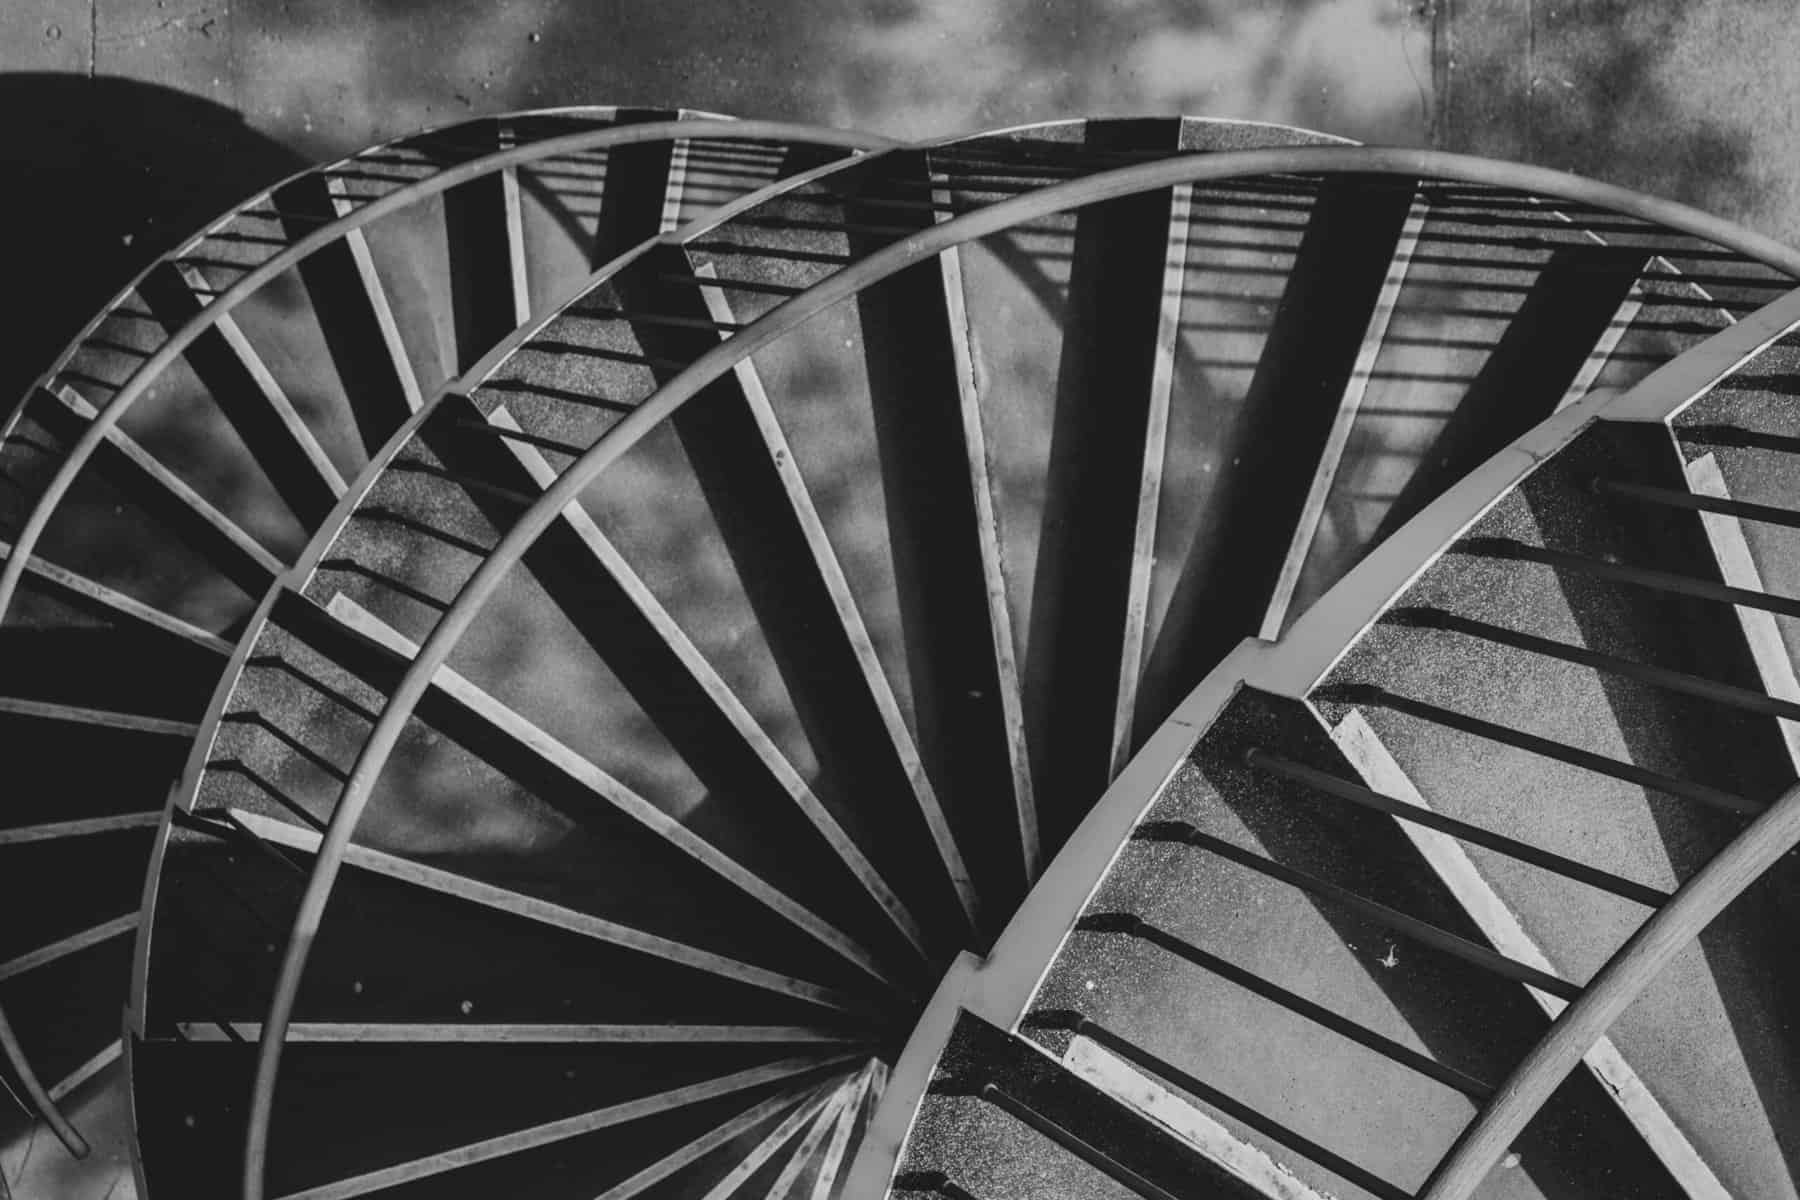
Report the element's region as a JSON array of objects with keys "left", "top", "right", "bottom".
[
  {"left": 923, "top": 113, "right": 1356, "bottom": 148},
  {"left": 0, "top": 119, "right": 891, "bottom": 633},
  {"left": 239, "top": 144, "right": 1800, "bottom": 1198},
  {"left": 1423, "top": 777, "right": 1800, "bottom": 1197},
  {"left": 0, "top": 1005, "right": 87, "bottom": 1157}
]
